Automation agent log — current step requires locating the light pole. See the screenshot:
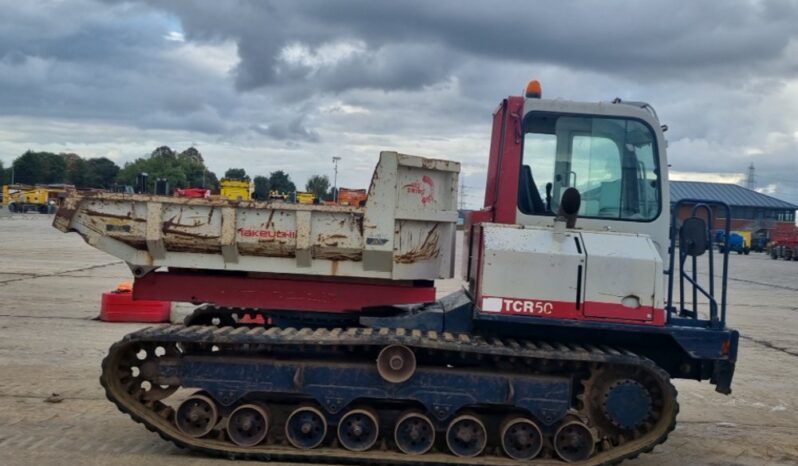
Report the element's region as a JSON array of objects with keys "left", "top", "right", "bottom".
[{"left": 332, "top": 156, "right": 341, "bottom": 202}]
